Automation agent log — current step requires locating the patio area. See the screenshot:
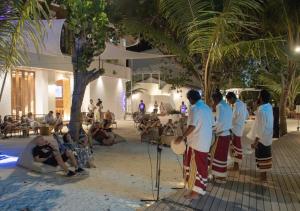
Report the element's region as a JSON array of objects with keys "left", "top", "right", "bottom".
[{"left": 146, "top": 130, "right": 300, "bottom": 211}]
